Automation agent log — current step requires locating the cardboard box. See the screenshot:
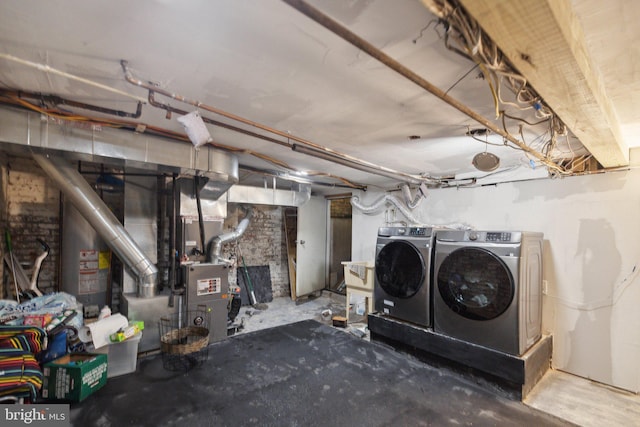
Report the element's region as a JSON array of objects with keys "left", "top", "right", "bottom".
[
  {"left": 332, "top": 315, "right": 347, "bottom": 328},
  {"left": 42, "top": 353, "right": 108, "bottom": 402}
]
